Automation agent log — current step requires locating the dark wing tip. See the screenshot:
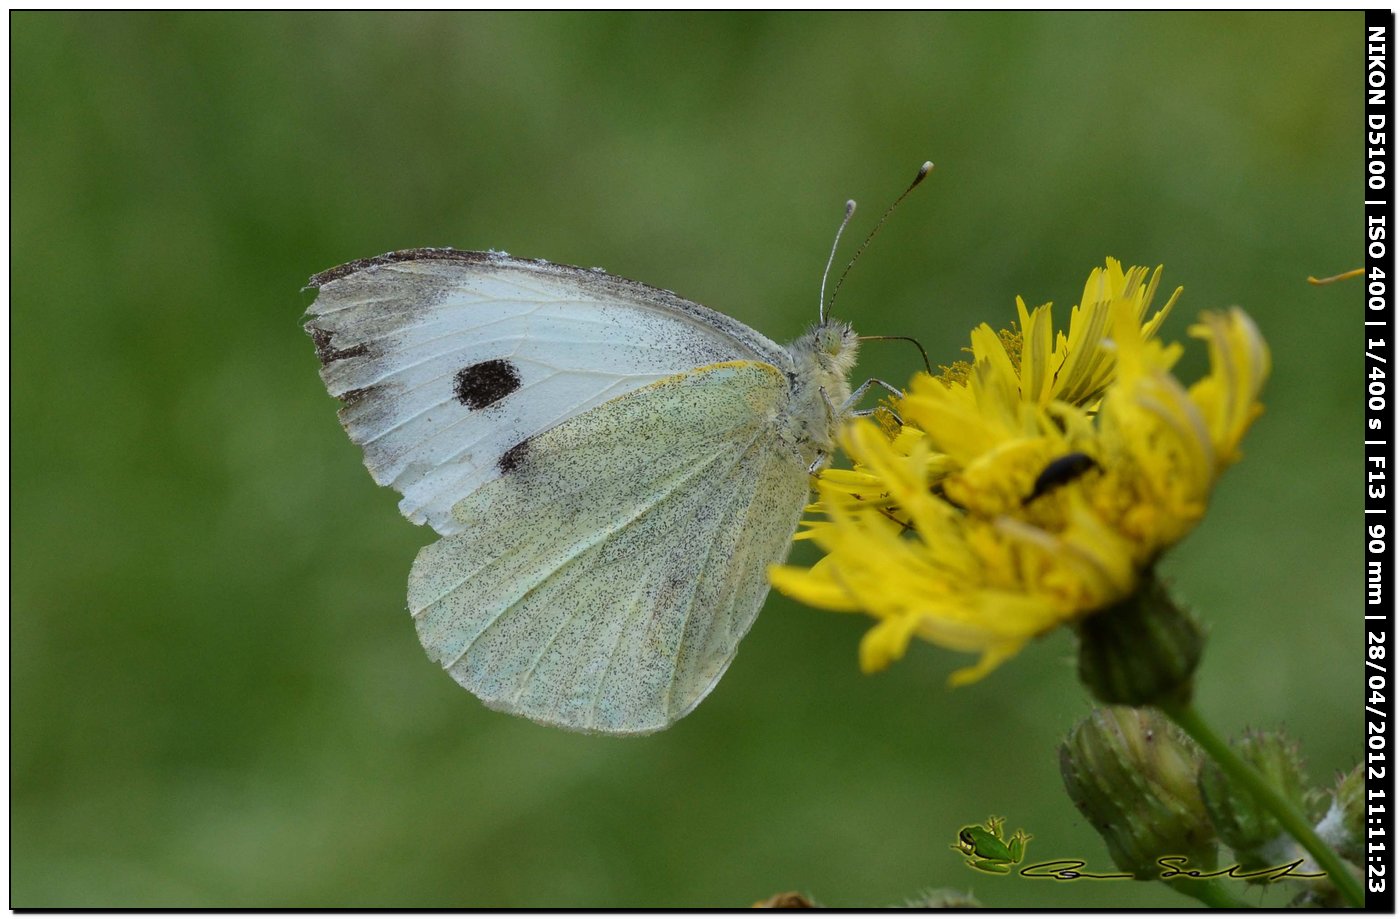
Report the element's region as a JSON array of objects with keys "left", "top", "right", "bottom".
[
  {"left": 305, "top": 248, "right": 501, "bottom": 289},
  {"left": 305, "top": 322, "right": 373, "bottom": 366}
]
